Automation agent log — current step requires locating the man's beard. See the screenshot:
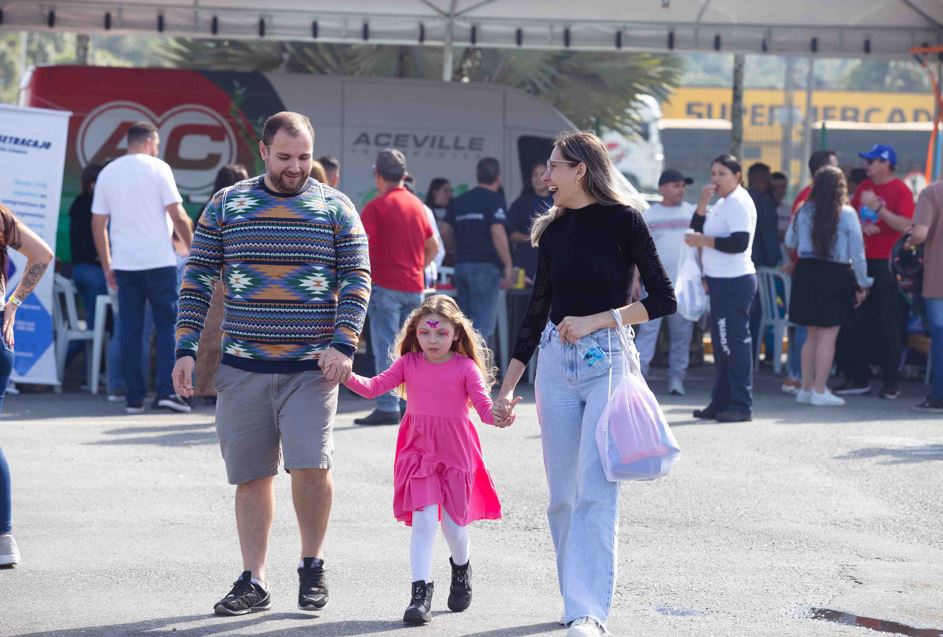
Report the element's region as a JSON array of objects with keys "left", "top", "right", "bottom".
[{"left": 267, "top": 167, "right": 307, "bottom": 194}]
